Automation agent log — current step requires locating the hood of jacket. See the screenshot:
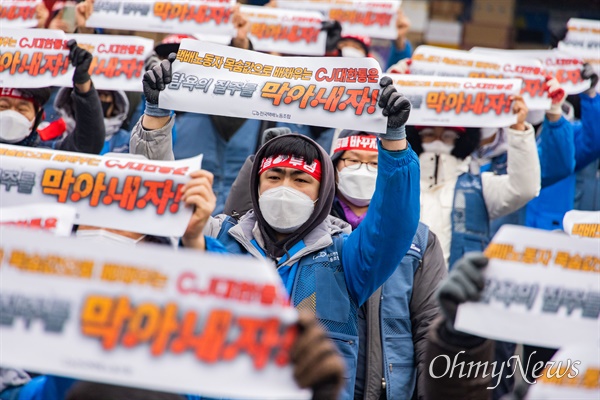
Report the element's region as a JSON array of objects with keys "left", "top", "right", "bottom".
[
  {"left": 229, "top": 209, "right": 351, "bottom": 266},
  {"left": 55, "top": 88, "right": 129, "bottom": 139},
  {"left": 250, "top": 134, "right": 337, "bottom": 258}
]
